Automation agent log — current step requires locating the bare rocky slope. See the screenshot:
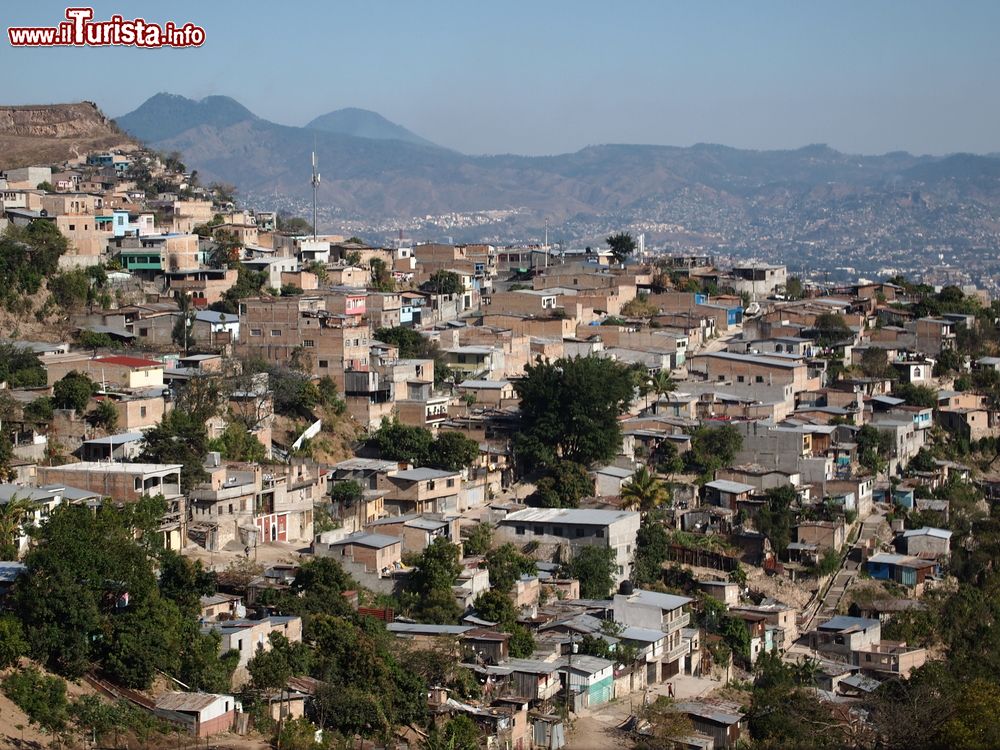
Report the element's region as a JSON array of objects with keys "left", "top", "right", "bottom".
[{"left": 0, "top": 102, "right": 137, "bottom": 168}]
